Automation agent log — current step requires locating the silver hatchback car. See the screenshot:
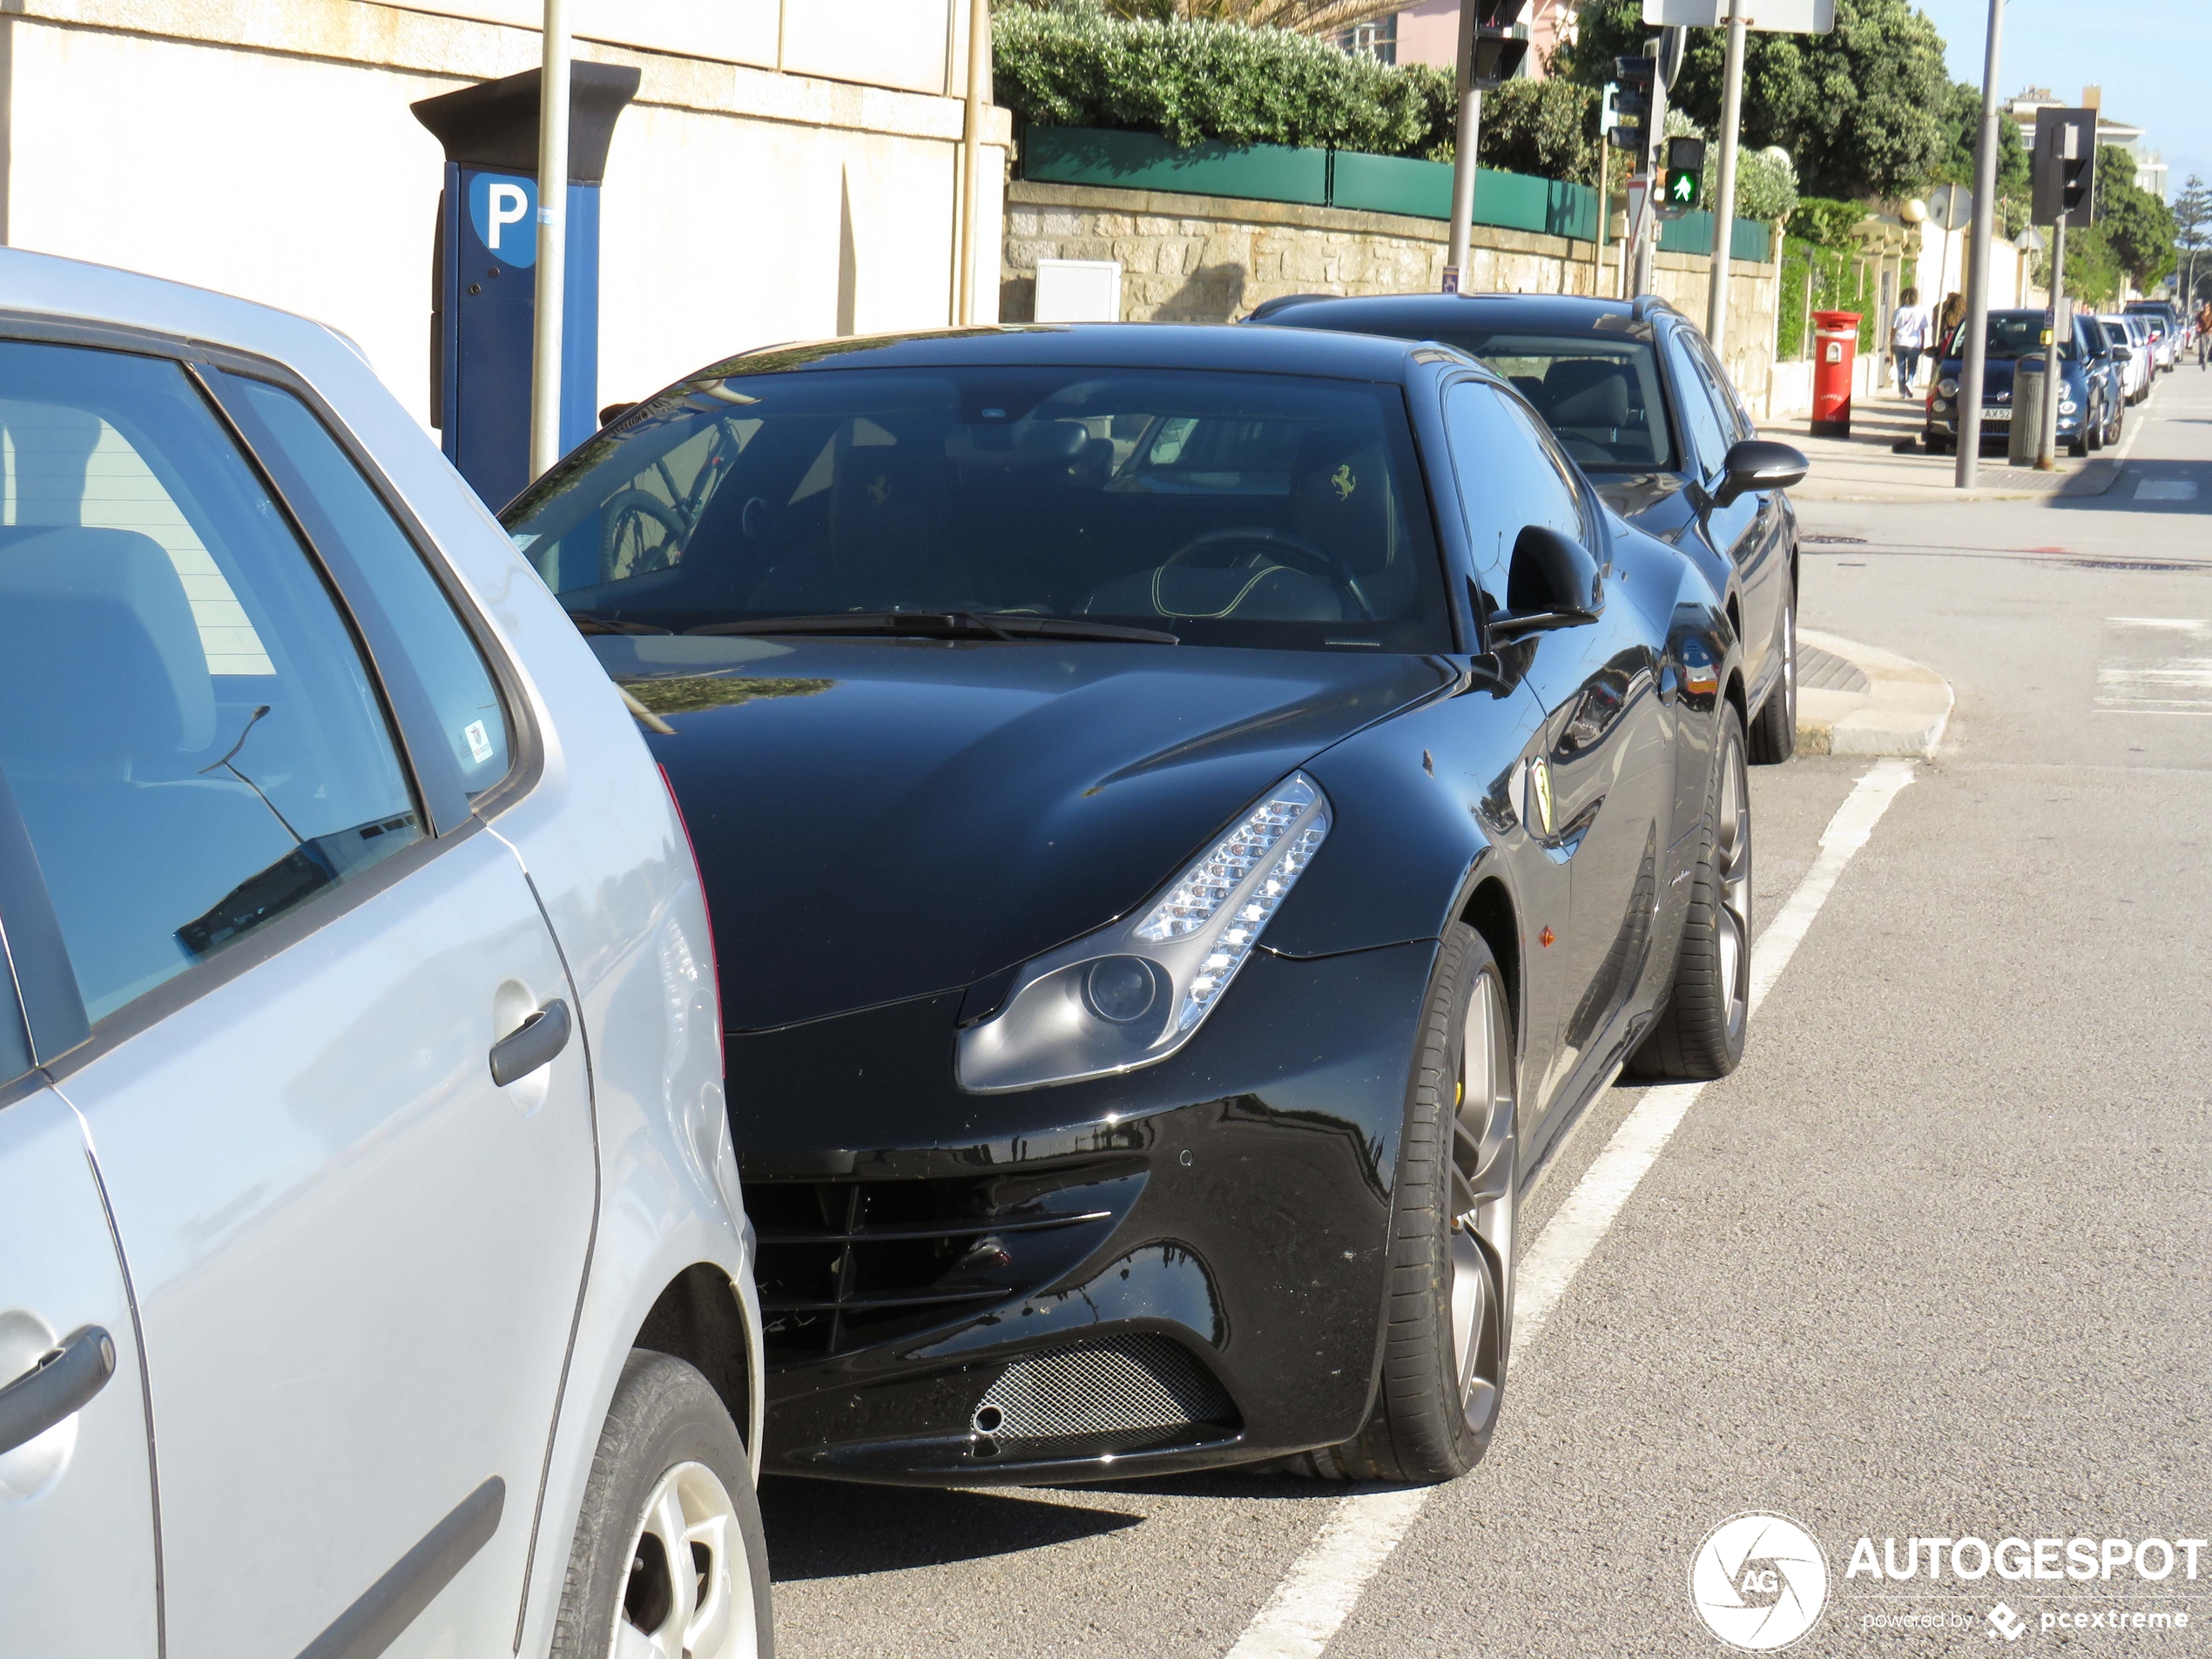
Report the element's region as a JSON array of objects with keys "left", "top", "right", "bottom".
[{"left": 0, "top": 250, "right": 772, "bottom": 1659}]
